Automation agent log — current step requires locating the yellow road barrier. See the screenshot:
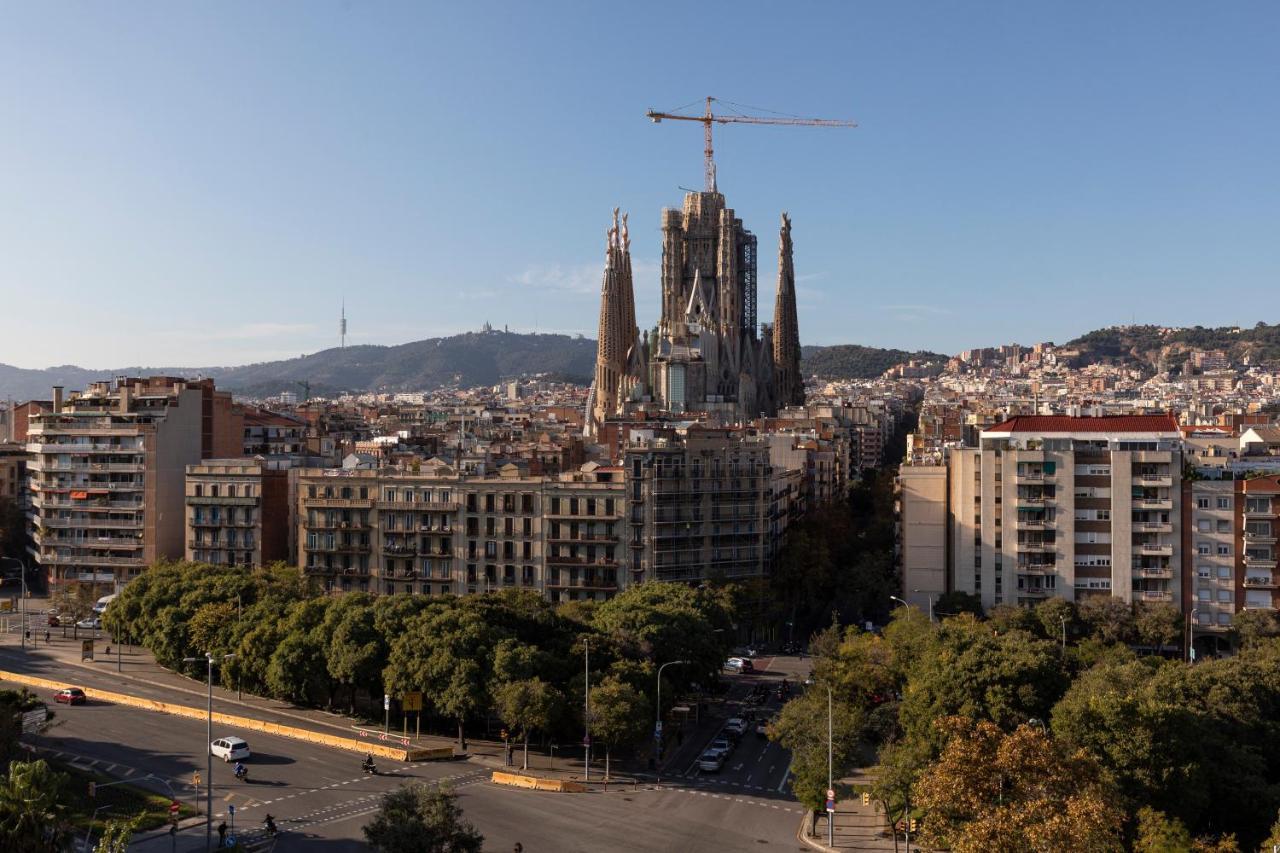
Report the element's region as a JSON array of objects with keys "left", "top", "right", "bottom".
[
  {"left": 0, "top": 669, "right": 453, "bottom": 763},
  {"left": 490, "top": 770, "right": 586, "bottom": 792}
]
